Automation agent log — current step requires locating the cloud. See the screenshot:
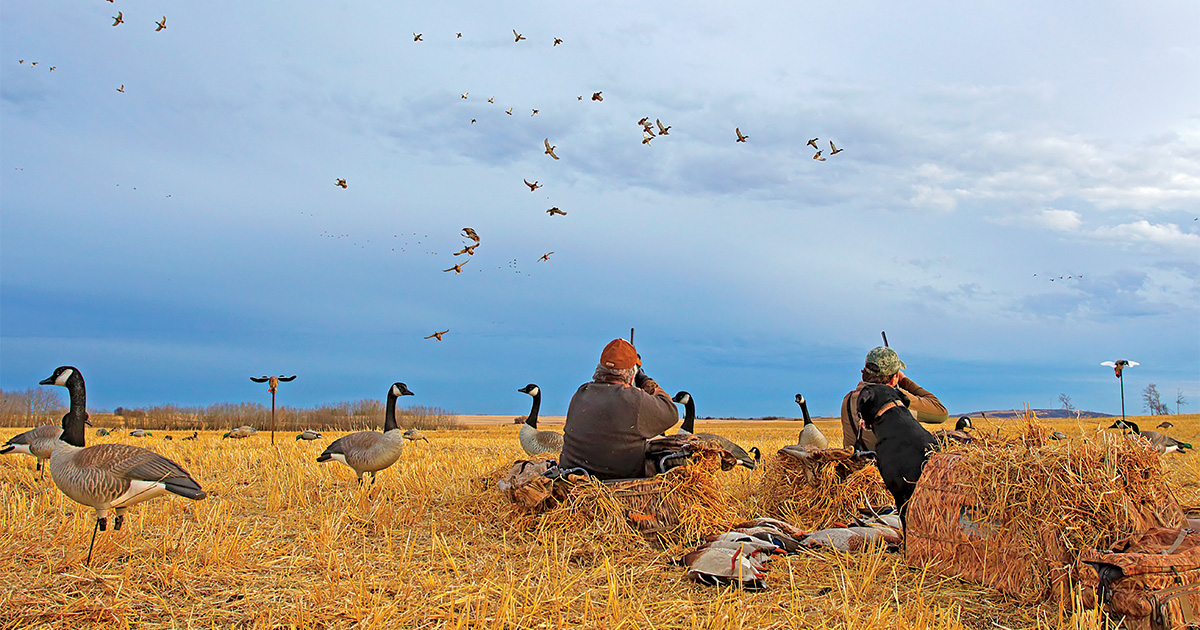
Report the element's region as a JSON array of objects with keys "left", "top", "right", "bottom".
[
  {"left": 1091, "top": 220, "right": 1200, "bottom": 249},
  {"left": 1036, "top": 208, "right": 1083, "bottom": 231}
]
